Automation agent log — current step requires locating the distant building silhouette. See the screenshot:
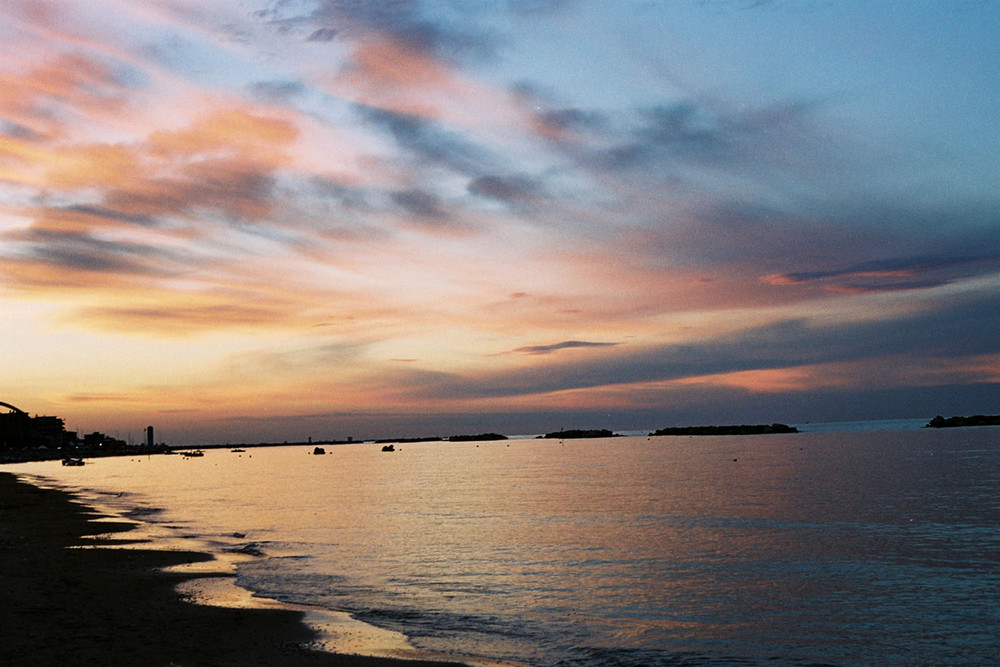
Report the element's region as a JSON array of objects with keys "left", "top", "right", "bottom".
[
  {"left": 2, "top": 401, "right": 168, "bottom": 462},
  {"left": 0, "top": 401, "right": 67, "bottom": 450},
  {"left": 0, "top": 402, "right": 31, "bottom": 449},
  {"left": 31, "top": 416, "right": 66, "bottom": 448}
]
